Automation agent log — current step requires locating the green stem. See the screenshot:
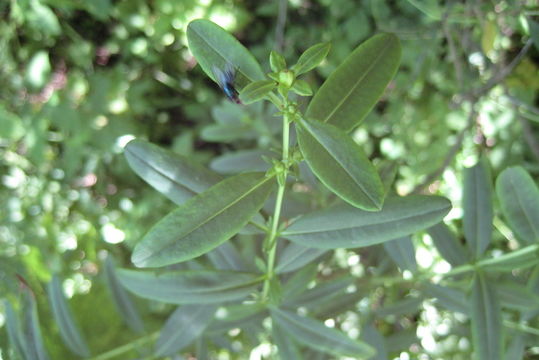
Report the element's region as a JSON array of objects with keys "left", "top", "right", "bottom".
[
  {"left": 89, "top": 332, "right": 159, "bottom": 360},
  {"left": 504, "top": 320, "right": 539, "bottom": 336},
  {"left": 262, "top": 113, "right": 290, "bottom": 300}
]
